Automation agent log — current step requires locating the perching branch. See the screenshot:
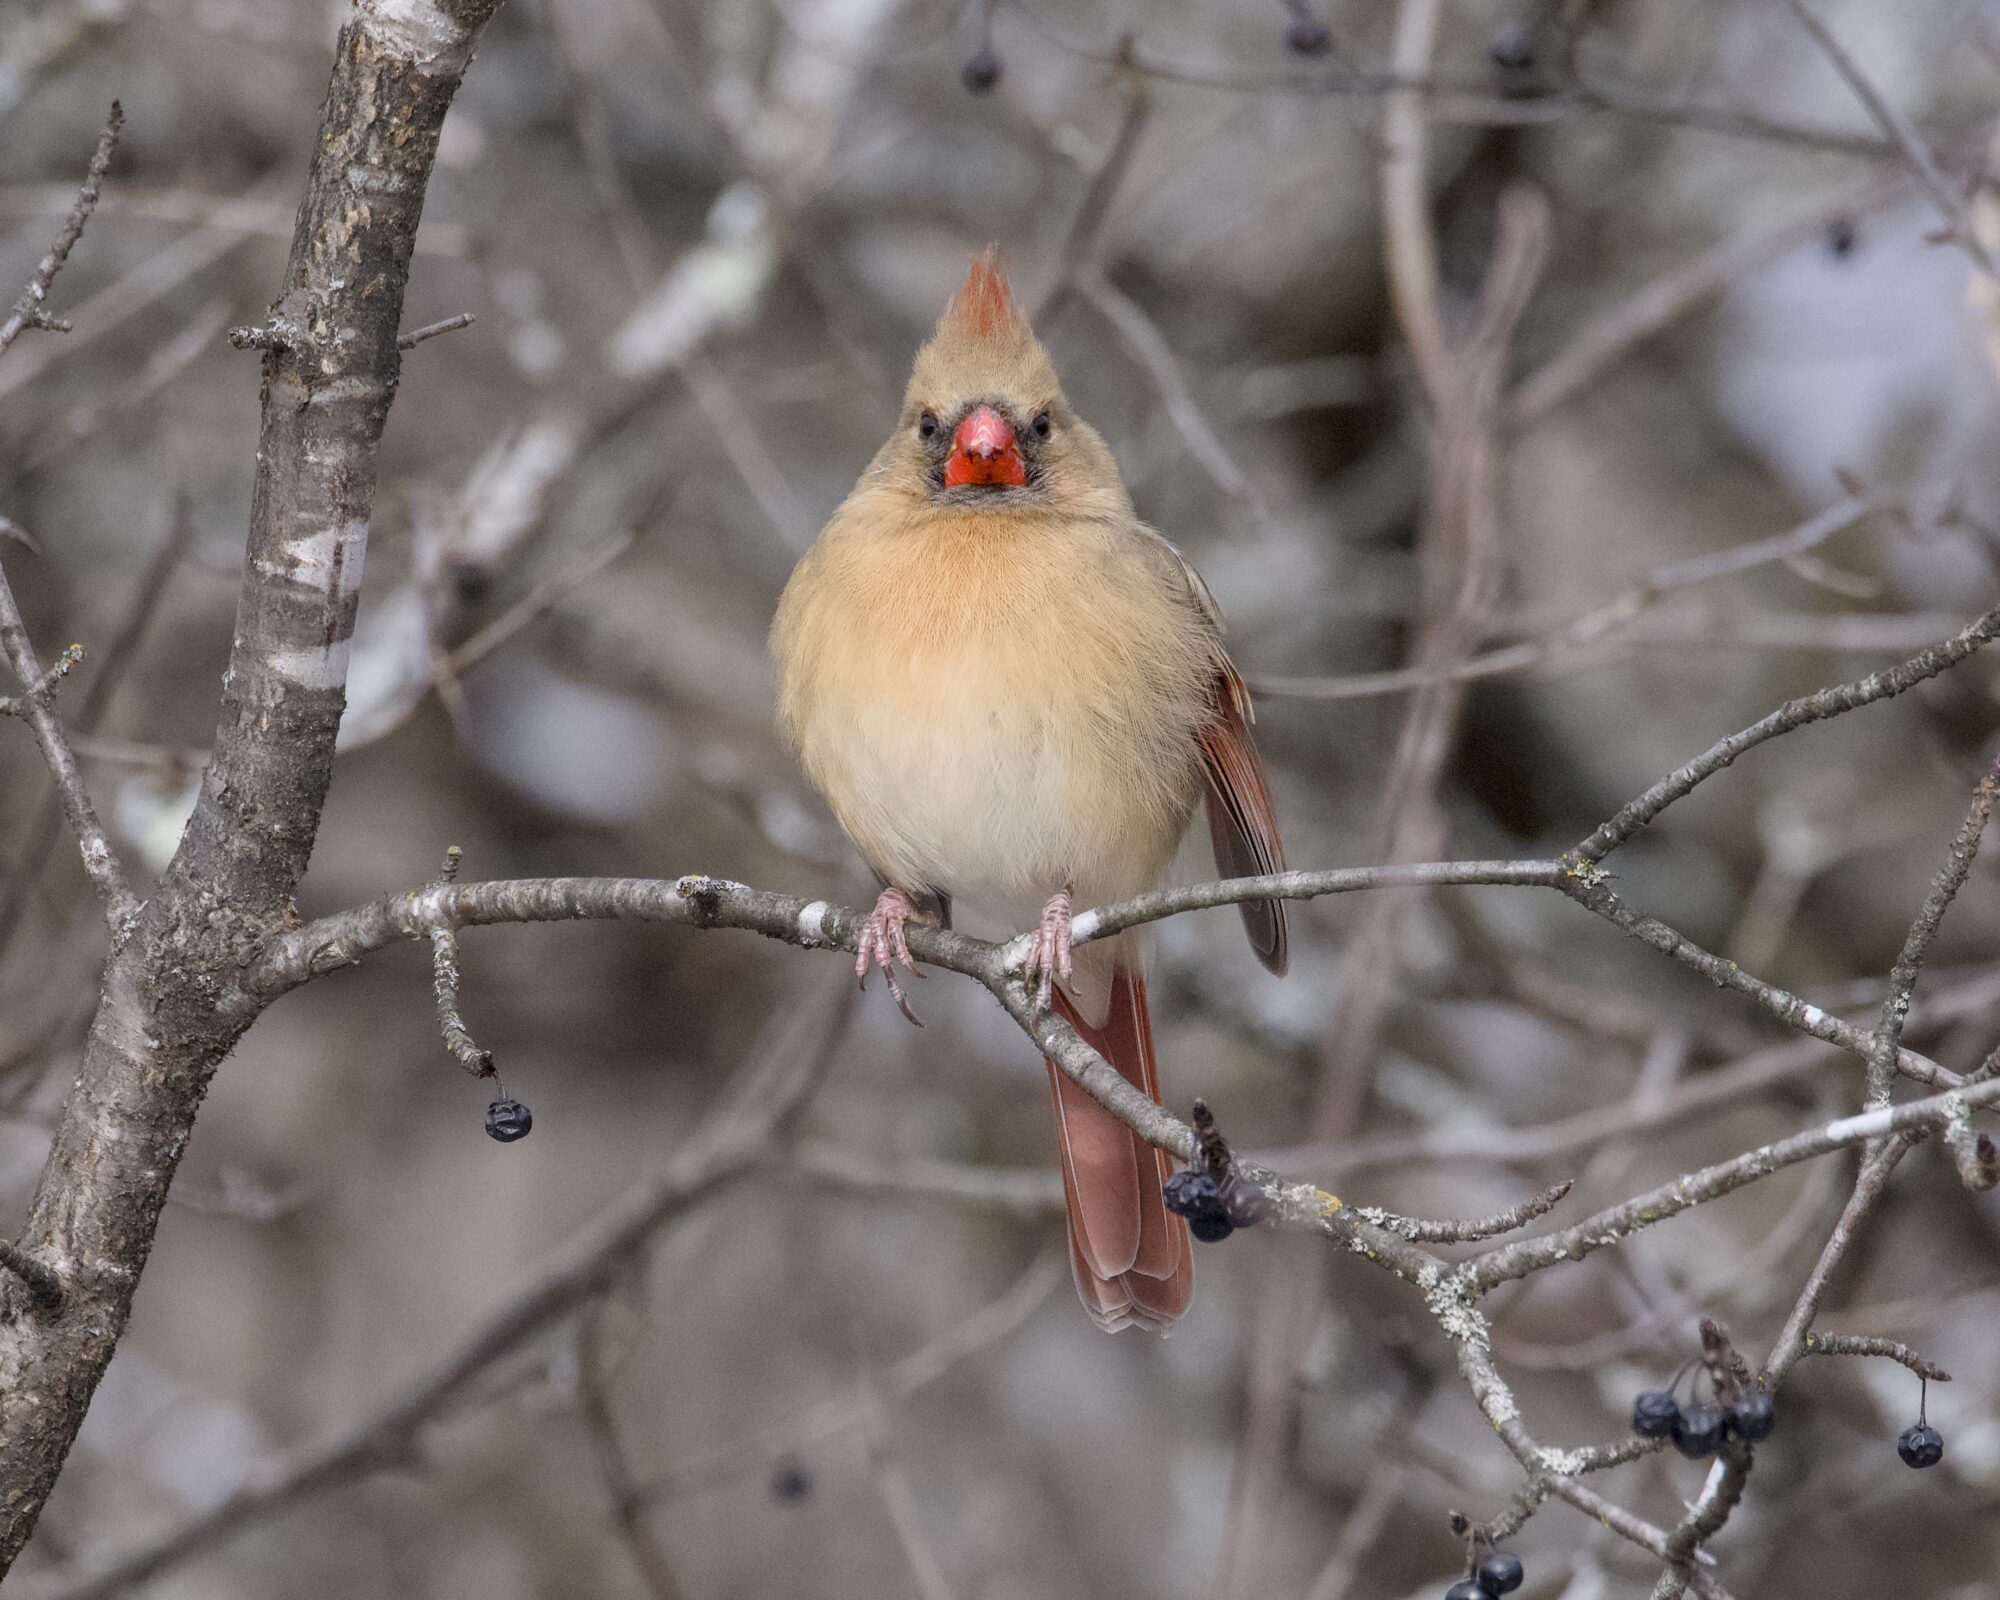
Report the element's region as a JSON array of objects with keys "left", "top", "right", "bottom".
[{"left": 221, "top": 562, "right": 2000, "bottom": 1600}]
